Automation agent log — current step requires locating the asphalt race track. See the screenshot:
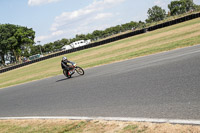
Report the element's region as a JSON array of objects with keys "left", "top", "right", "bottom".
[{"left": 0, "top": 45, "right": 200, "bottom": 120}]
